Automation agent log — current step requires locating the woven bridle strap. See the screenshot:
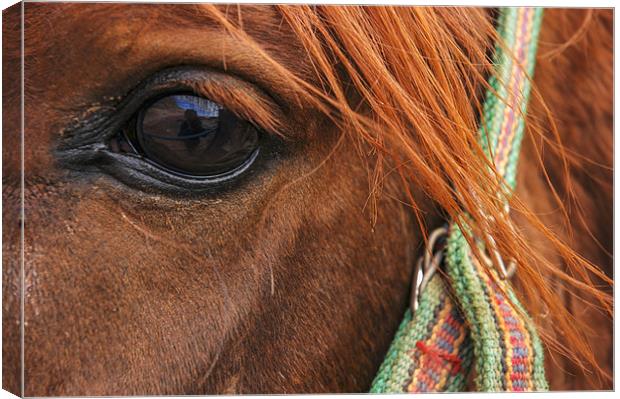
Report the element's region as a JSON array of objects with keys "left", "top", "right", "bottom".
[{"left": 371, "top": 8, "right": 546, "bottom": 393}]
